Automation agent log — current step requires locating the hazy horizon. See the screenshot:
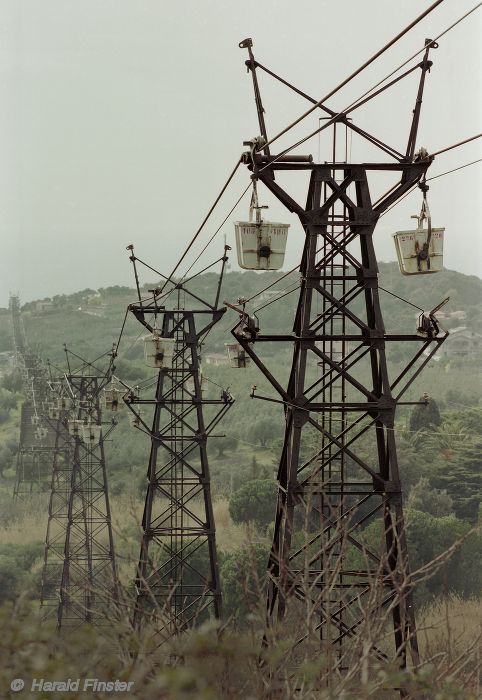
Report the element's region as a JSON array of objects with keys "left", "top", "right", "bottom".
[{"left": 1, "top": 1, "right": 481, "bottom": 306}]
